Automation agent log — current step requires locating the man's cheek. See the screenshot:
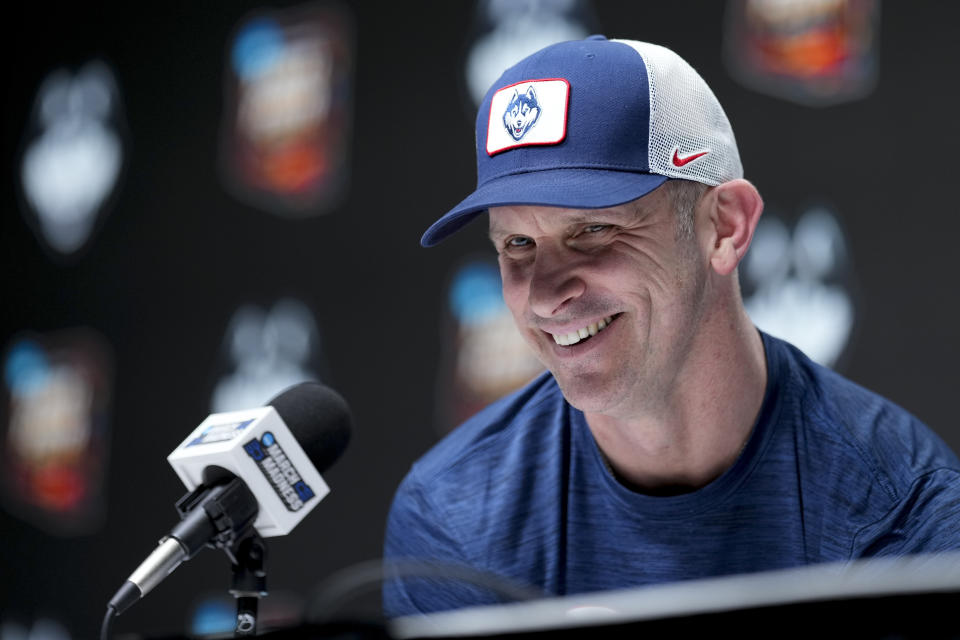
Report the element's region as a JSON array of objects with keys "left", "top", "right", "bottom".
[{"left": 500, "top": 283, "right": 527, "bottom": 317}]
